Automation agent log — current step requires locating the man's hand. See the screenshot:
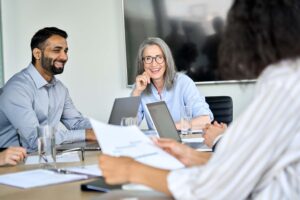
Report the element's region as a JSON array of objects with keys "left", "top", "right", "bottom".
[{"left": 85, "top": 128, "right": 97, "bottom": 141}]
